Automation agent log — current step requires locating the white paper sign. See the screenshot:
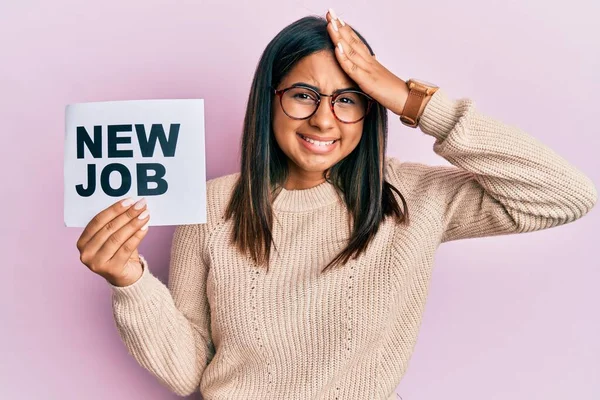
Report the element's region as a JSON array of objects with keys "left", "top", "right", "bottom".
[{"left": 64, "top": 99, "right": 206, "bottom": 227}]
